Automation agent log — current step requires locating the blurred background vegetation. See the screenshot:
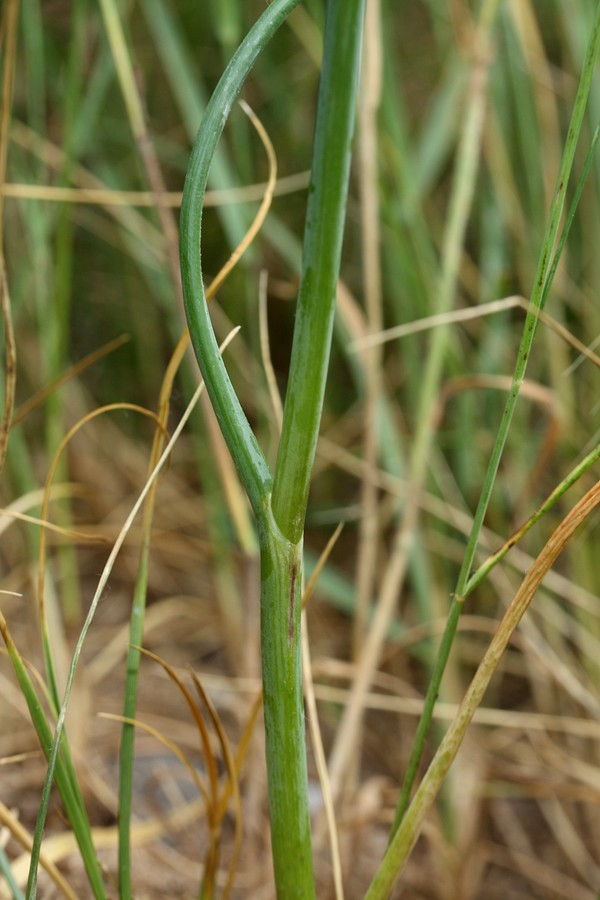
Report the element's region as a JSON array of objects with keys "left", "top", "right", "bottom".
[{"left": 1, "top": 0, "right": 600, "bottom": 897}]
